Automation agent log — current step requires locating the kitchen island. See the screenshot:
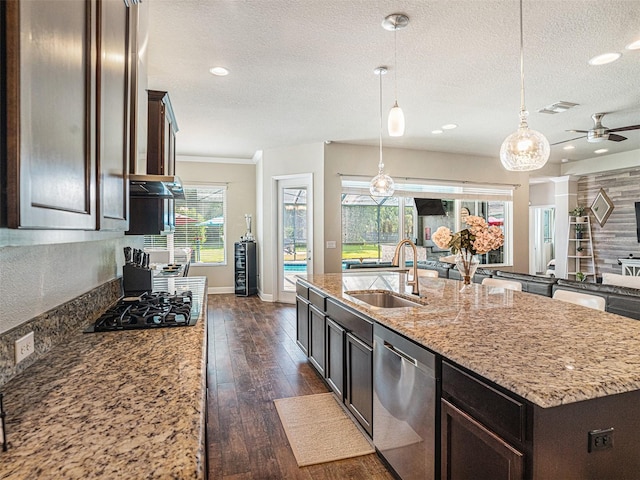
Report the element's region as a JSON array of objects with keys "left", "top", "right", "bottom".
[
  {"left": 297, "top": 272, "right": 640, "bottom": 480},
  {"left": 0, "top": 277, "right": 207, "bottom": 479}
]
